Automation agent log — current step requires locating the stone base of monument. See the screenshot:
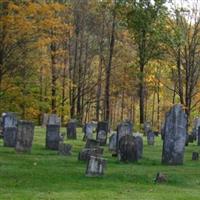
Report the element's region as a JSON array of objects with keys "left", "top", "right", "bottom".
[
  {"left": 192, "top": 152, "right": 199, "bottom": 161},
  {"left": 78, "top": 147, "right": 103, "bottom": 161},
  {"left": 85, "top": 139, "right": 100, "bottom": 148},
  {"left": 85, "top": 156, "right": 106, "bottom": 177},
  {"left": 15, "top": 120, "right": 34, "bottom": 153},
  {"left": 3, "top": 127, "right": 17, "bottom": 147},
  {"left": 58, "top": 143, "right": 72, "bottom": 156},
  {"left": 154, "top": 172, "right": 167, "bottom": 183}
]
